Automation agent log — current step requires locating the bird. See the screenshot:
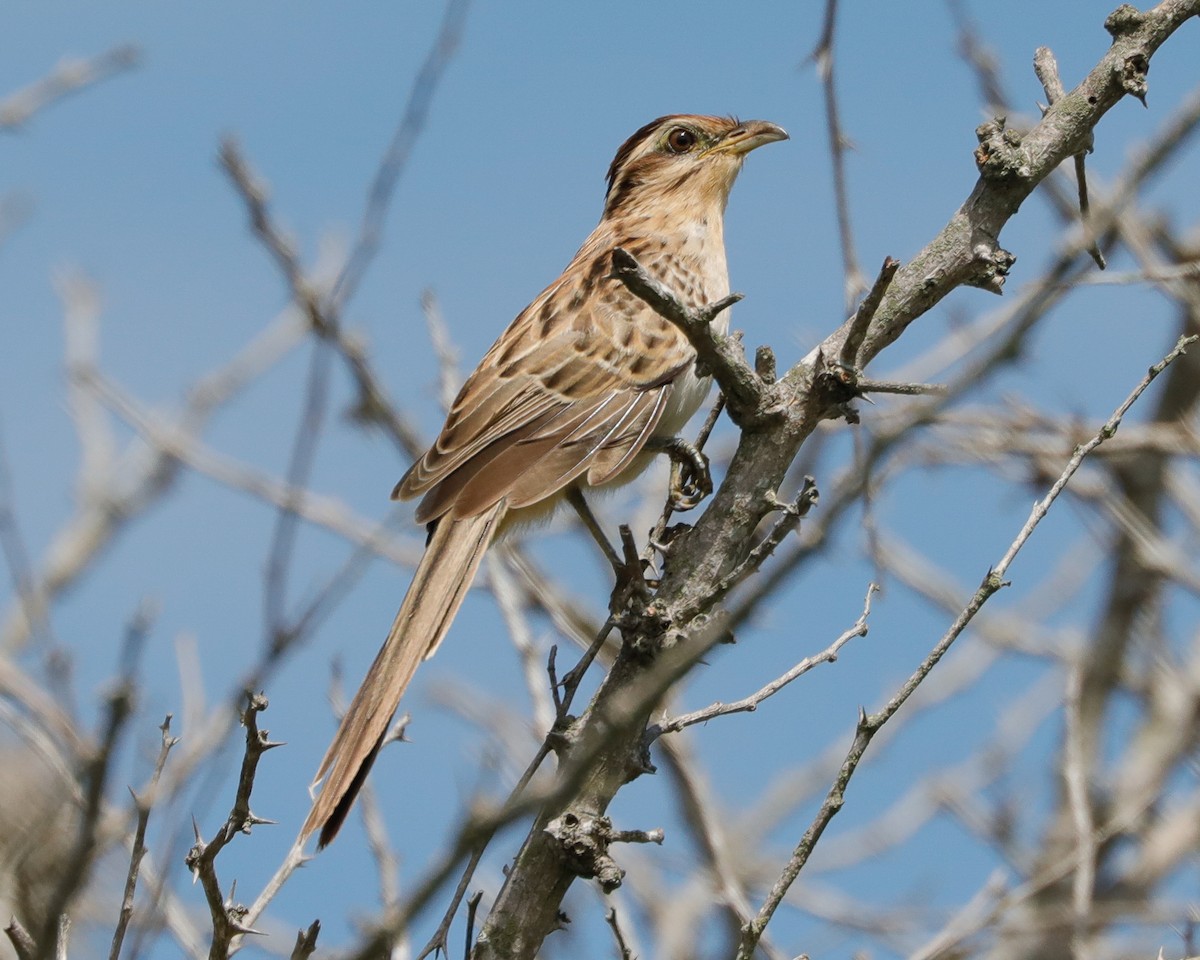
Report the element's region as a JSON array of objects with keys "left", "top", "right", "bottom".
[{"left": 303, "top": 114, "right": 788, "bottom": 847}]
